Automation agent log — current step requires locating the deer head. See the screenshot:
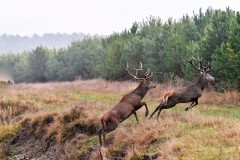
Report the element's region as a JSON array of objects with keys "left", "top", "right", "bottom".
[
  {"left": 186, "top": 56, "right": 215, "bottom": 83},
  {"left": 122, "top": 62, "right": 157, "bottom": 90}
]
